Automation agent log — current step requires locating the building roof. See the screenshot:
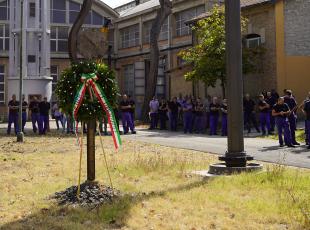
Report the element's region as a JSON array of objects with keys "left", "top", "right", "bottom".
[{"left": 119, "top": 0, "right": 161, "bottom": 18}]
